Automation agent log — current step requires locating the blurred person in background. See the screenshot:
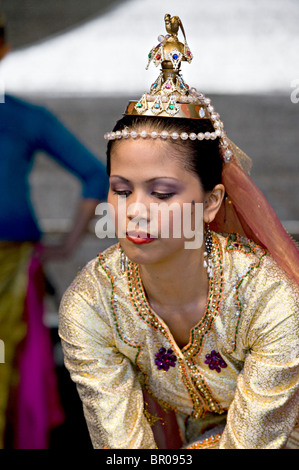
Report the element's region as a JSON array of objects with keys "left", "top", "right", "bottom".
[{"left": 0, "top": 12, "right": 109, "bottom": 448}]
